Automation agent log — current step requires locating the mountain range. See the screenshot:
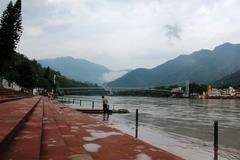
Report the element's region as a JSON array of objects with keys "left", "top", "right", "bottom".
[
  {"left": 108, "top": 43, "right": 240, "bottom": 87},
  {"left": 214, "top": 69, "right": 240, "bottom": 88},
  {"left": 38, "top": 56, "right": 109, "bottom": 83},
  {"left": 38, "top": 56, "right": 128, "bottom": 83}
]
